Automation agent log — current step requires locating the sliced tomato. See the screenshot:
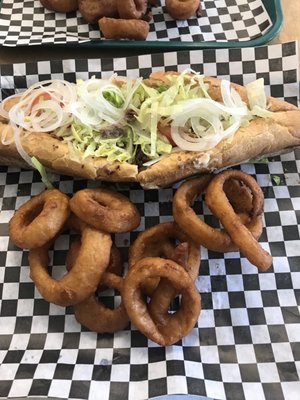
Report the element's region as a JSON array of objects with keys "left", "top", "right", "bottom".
[
  {"left": 157, "top": 121, "right": 176, "bottom": 147},
  {"left": 30, "top": 92, "right": 52, "bottom": 109}
]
